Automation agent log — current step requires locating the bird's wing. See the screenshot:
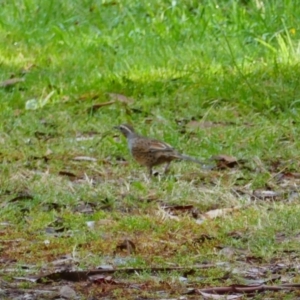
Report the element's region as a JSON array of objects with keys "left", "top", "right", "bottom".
[{"left": 147, "top": 139, "right": 175, "bottom": 153}]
